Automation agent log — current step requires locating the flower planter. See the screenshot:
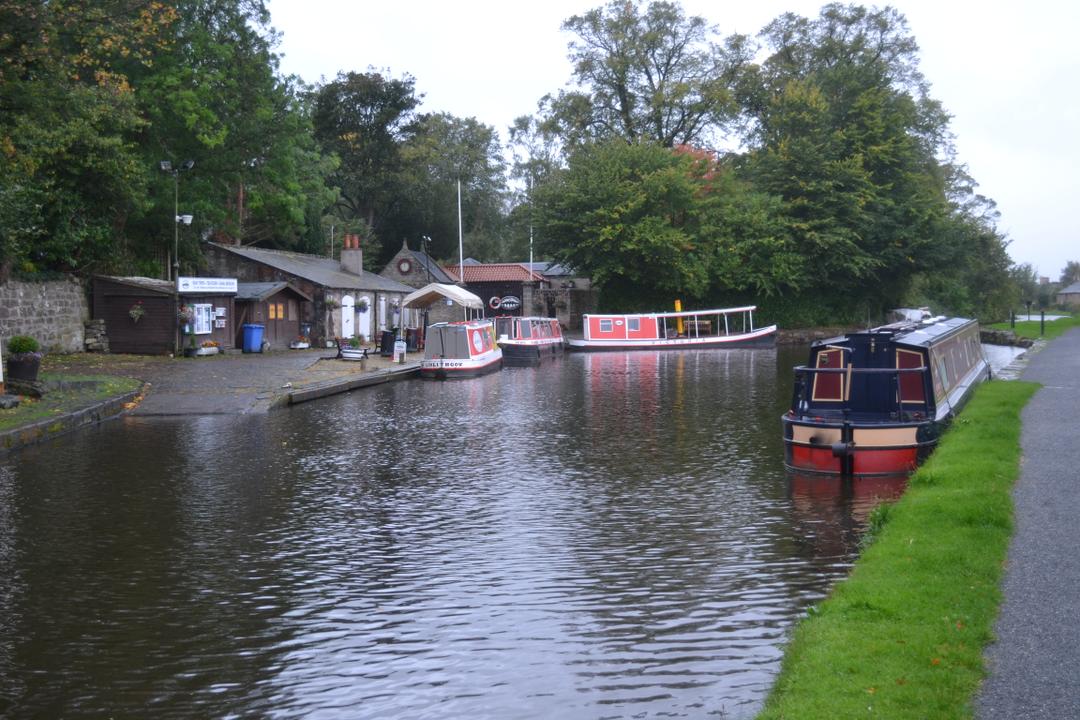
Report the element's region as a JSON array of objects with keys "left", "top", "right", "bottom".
[
  {"left": 195, "top": 346, "right": 219, "bottom": 356},
  {"left": 6, "top": 356, "right": 41, "bottom": 382},
  {"left": 289, "top": 341, "right": 310, "bottom": 350},
  {"left": 340, "top": 347, "right": 366, "bottom": 361}
]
